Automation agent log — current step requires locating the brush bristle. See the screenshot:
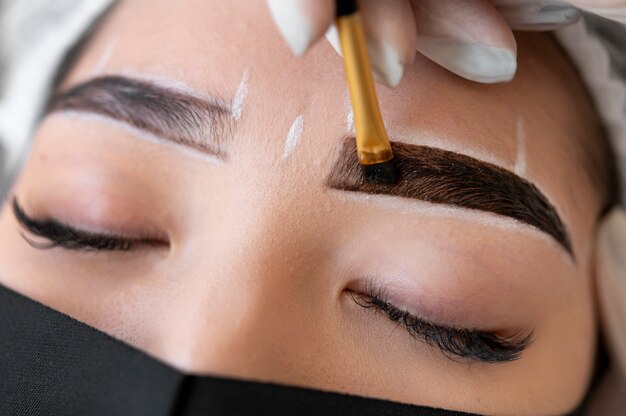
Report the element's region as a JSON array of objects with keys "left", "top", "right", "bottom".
[
  {"left": 361, "top": 160, "right": 397, "bottom": 185},
  {"left": 336, "top": 0, "right": 358, "bottom": 16}
]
